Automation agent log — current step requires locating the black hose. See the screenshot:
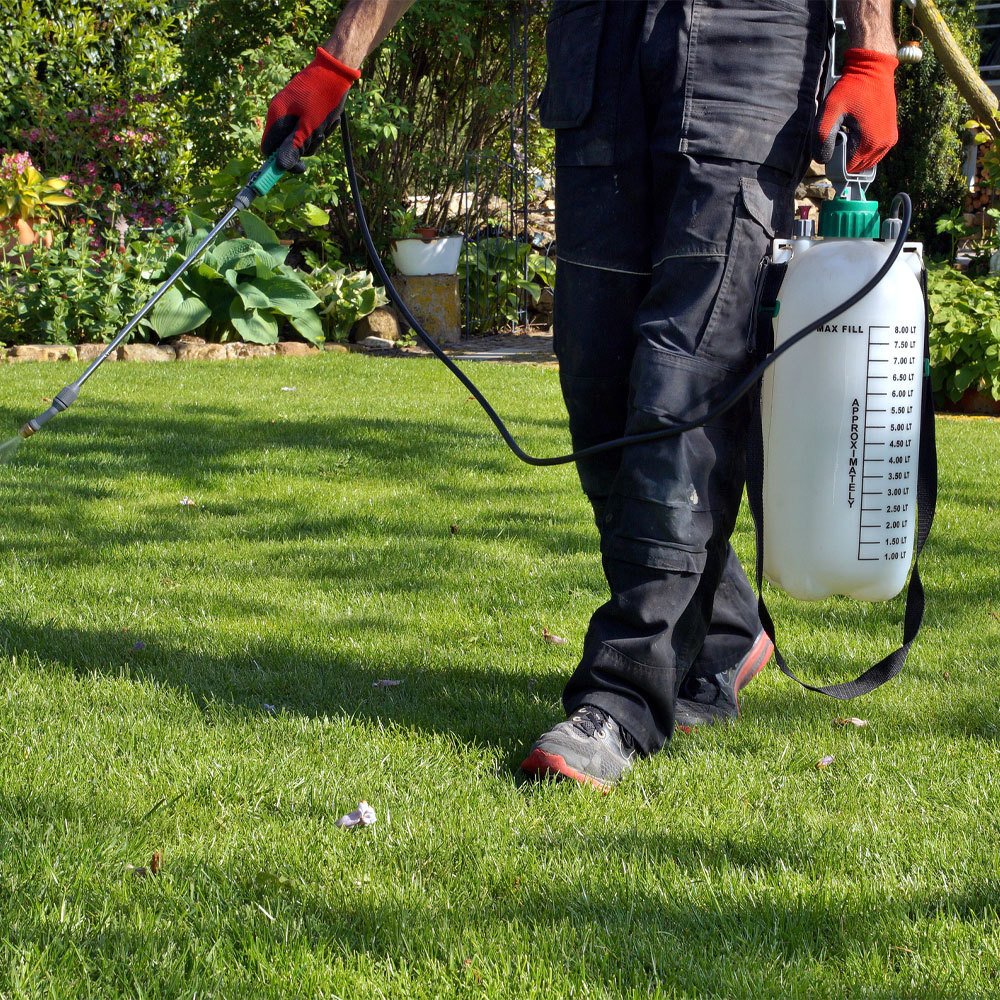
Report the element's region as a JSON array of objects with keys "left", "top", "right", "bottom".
[{"left": 341, "top": 113, "right": 912, "bottom": 468}]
